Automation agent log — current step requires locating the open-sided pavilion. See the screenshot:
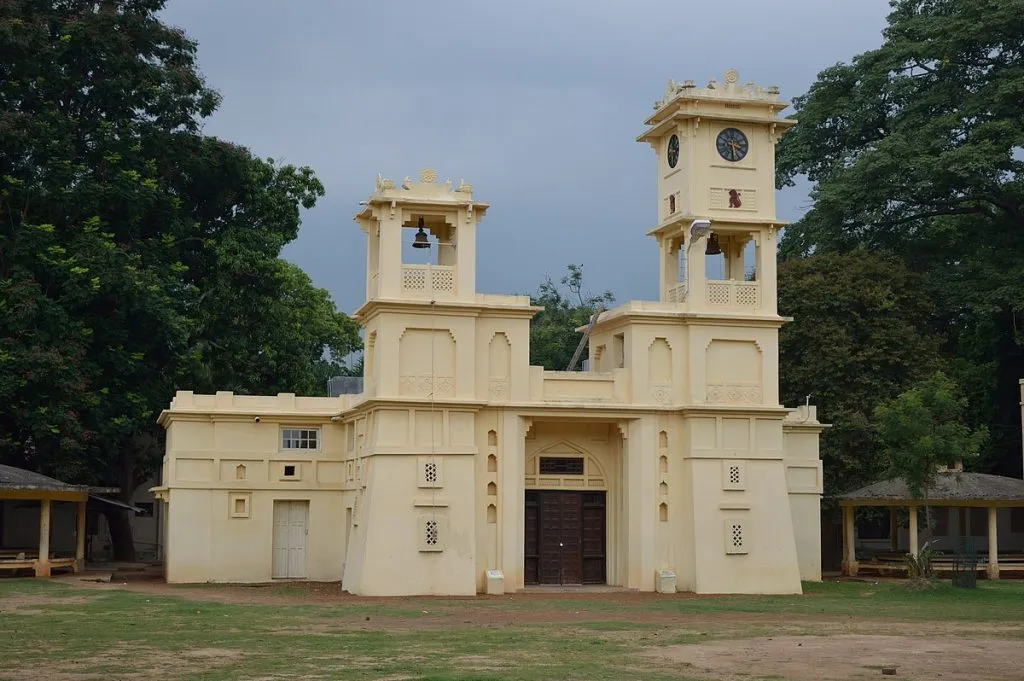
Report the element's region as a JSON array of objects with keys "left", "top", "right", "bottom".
[
  {"left": 0, "top": 464, "right": 88, "bottom": 577},
  {"left": 839, "top": 472, "right": 1024, "bottom": 579}
]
